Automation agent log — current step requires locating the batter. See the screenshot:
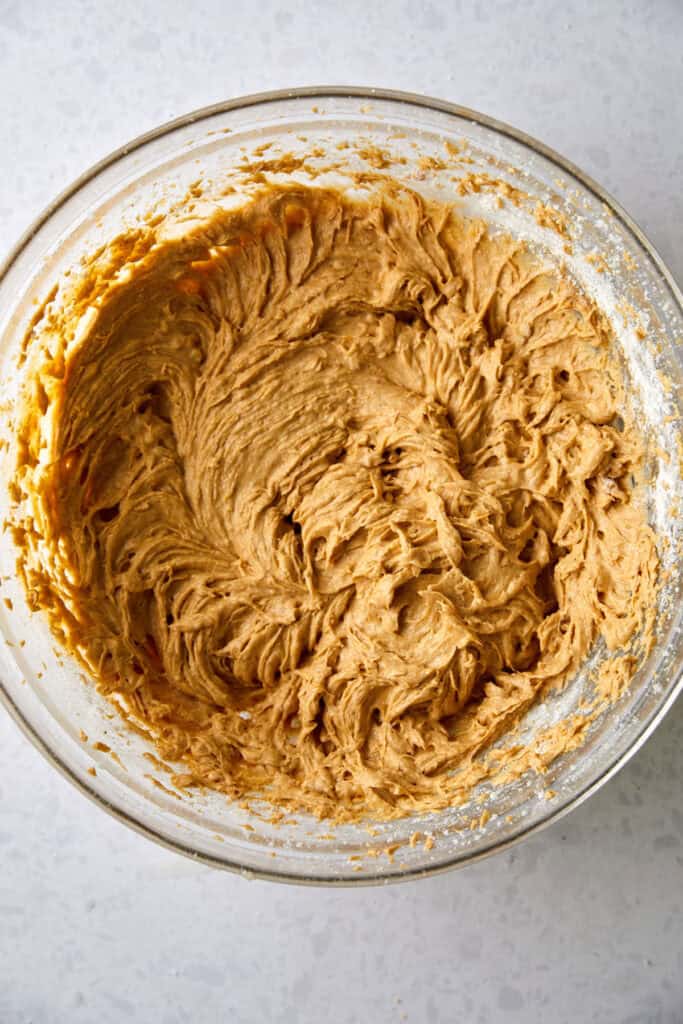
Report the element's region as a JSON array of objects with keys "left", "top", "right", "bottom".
[{"left": 13, "top": 184, "right": 657, "bottom": 820}]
